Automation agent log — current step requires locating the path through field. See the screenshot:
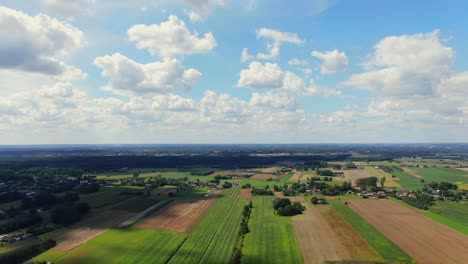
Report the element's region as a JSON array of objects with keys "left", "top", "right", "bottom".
[{"left": 349, "top": 199, "right": 468, "bottom": 264}]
